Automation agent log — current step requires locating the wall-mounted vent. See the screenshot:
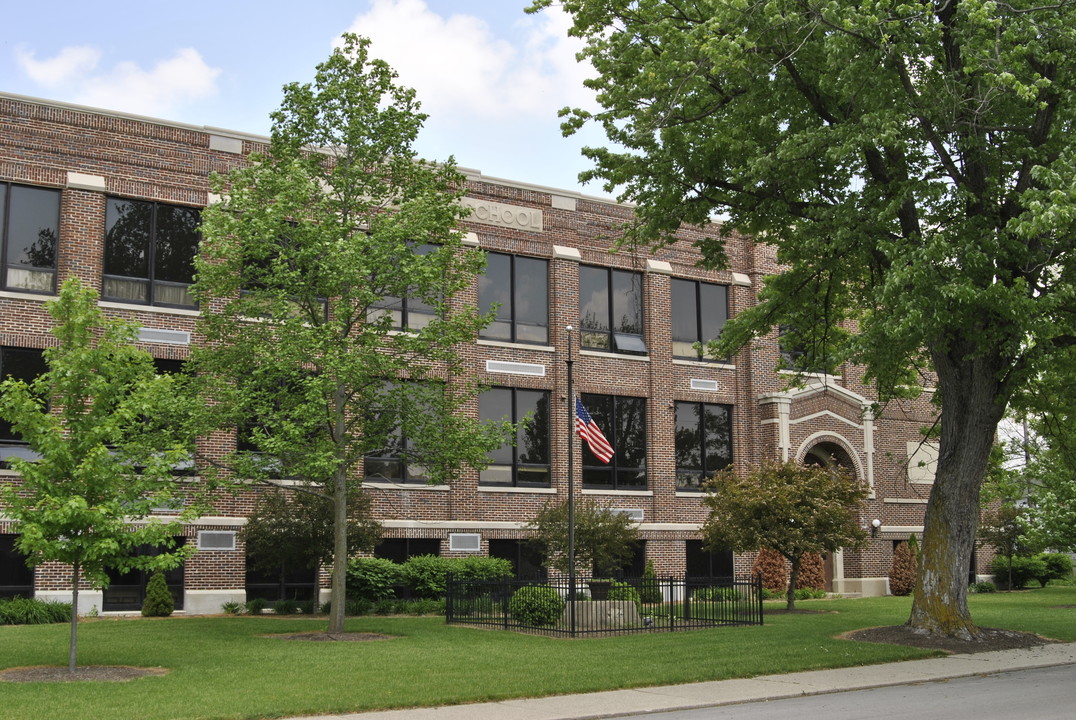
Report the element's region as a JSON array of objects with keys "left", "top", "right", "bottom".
[
  {"left": 690, "top": 379, "right": 720, "bottom": 392},
  {"left": 613, "top": 508, "right": 644, "bottom": 522},
  {"left": 138, "top": 328, "right": 191, "bottom": 345},
  {"left": 197, "top": 531, "right": 236, "bottom": 551},
  {"left": 449, "top": 533, "right": 482, "bottom": 553},
  {"left": 486, "top": 360, "right": 546, "bottom": 377}
]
